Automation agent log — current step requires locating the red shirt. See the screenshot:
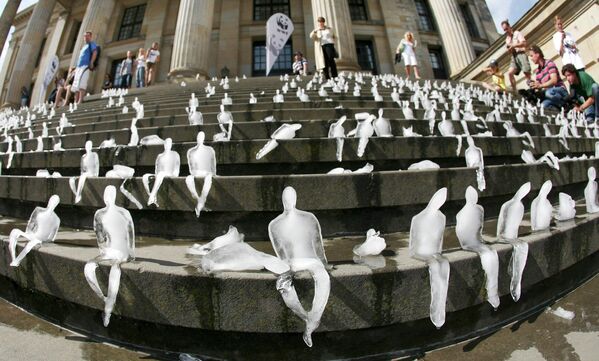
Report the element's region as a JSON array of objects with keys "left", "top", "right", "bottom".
[{"left": 535, "top": 59, "right": 564, "bottom": 88}]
